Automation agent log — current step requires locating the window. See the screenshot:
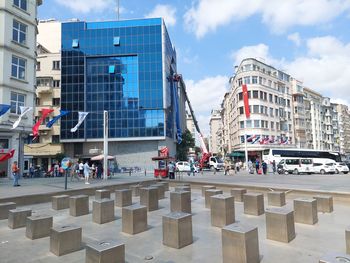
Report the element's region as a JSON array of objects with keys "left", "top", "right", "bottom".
[
  {"left": 52, "top": 98, "right": 60, "bottom": 106},
  {"left": 260, "top": 91, "right": 263, "bottom": 99},
  {"left": 269, "top": 94, "right": 273, "bottom": 102},
  {"left": 288, "top": 112, "right": 291, "bottom": 120},
  {"left": 36, "top": 61, "right": 40, "bottom": 71},
  {"left": 35, "top": 97, "right": 40, "bottom": 106},
  {"left": 72, "top": 39, "right": 79, "bottom": 48},
  {"left": 238, "top": 78, "right": 242, "bottom": 86},
  {"left": 274, "top": 95, "right": 278, "bottom": 103},
  {"left": 53, "top": 80, "right": 60, "bottom": 88},
  {"left": 52, "top": 135, "right": 60, "bottom": 144},
  {"left": 244, "top": 76, "right": 250, "bottom": 84},
  {"left": 13, "top": 0, "right": 27, "bottom": 11},
  {"left": 10, "top": 92, "right": 25, "bottom": 114},
  {"left": 0, "top": 139, "right": 9, "bottom": 149},
  {"left": 248, "top": 91, "right": 251, "bottom": 98},
  {"left": 11, "top": 55, "right": 26, "bottom": 80},
  {"left": 238, "top": 92, "right": 243, "bottom": 100},
  {"left": 240, "top": 121, "right": 244, "bottom": 128},
  {"left": 253, "top": 91, "right": 259, "bottom": 98},
  {"left": 246, "top": 120, "right": 252, "bottom": 128},
  {"left": 287, "top": 99, "right": 290, "bottom": 107},
  {"left": 37, "top": 78, "right": 51, "bottom": 87},
  {"left": 113, "top": 36, "right": 120, "bottom": 46},
  {"left": 13, "top": 20, "right": 27, "bottom": 45},
  {"left": 108, "top": 65, "right": 115, "bottom": 73},
  {"left": 270, "top": 108, "right": 274, "bottom": 117},
  {"left": 259, "top": 77, "right": 262, "bottom": 84},
  {"left": 52, "top": 61, "right": 60, "bottom": 70},
  {"left": 239, "top": 107, "right": 244, "bottom": 115},
  {"left": 253, "top": 105, "right": 259, "bottom": 113},
  {"left": 260, "top": 105, "right": 264, "bottom": 114},
  {"left": 268, "top": 80, "right": 272, "bottom": 87},
  {"left": 263, "top": 92, "right": 267, "bottom": 101},
  {"left": 252, "top": 76, "right": 258, "bottom": 84},
  {"left": 271, "top": 122, "right": 274, "bottom": 130},
  {"left": 275, "top": 109, "right": 279, "bottom": 117},
  {"left": 254, "top": 120, "right": 260, "bottom": 128}
]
